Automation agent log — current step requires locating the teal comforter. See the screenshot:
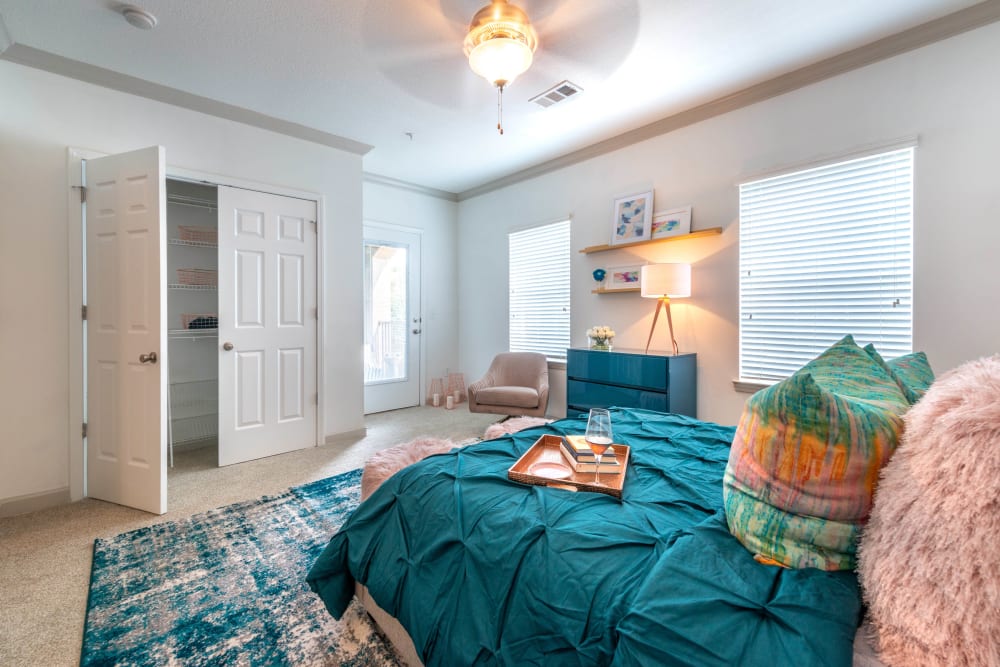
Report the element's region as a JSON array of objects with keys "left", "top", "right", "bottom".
[{"left": 308, "top": 408, "right": 861, "bottom": 666}]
